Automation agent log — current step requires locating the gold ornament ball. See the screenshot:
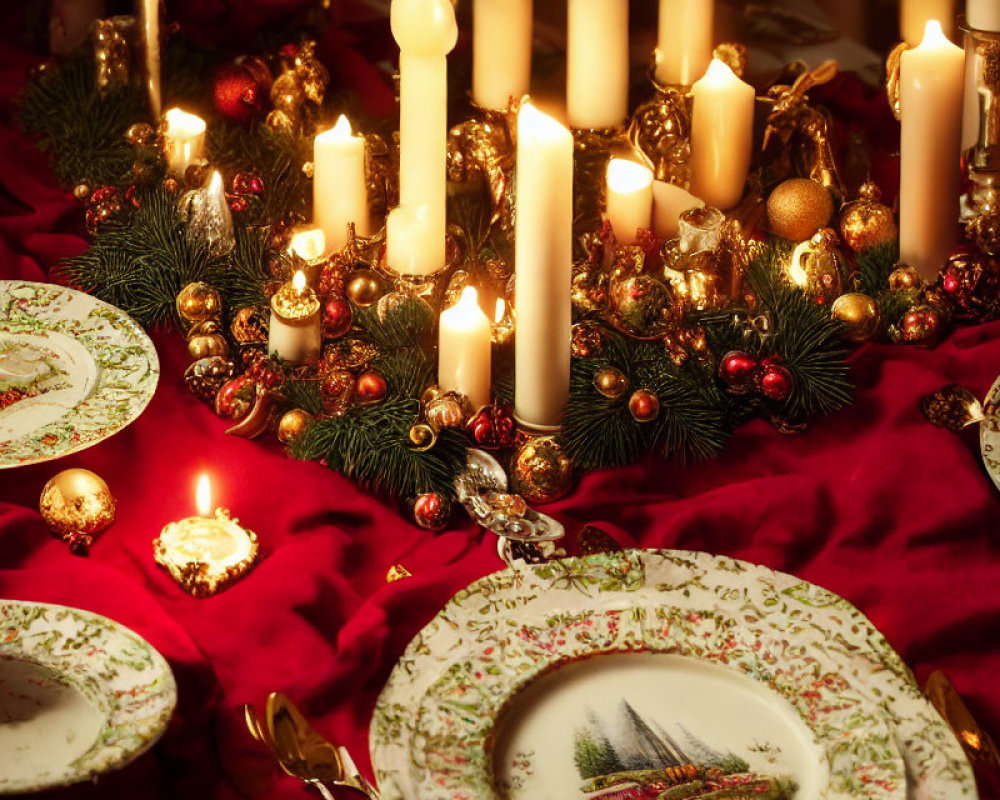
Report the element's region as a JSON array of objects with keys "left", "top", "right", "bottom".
[
  {"left": 888, "top": 265, "right": 922, "bottom": 291},
  {"left": 425, "top": 393, "right": 469, "bottom": 429},
  {"left": 346, "top": 269, "right": 383, "bottom": 308},
  {"left": 176, "top": 281, "right": 221, "bottom": 322},
  {"left": 277, "top": 408, "right": 314, "bottom": 444},
  {"left": 39, "top": 469, "right": 116, "bottom": 539},
  {"left": 767, "top": 178, "right": 834, "bottom": 242},
  {"left": 839, "top": 182, "right": 897, "bottom": 252},
  {"left": 124, "top": 122, "right": 157, "bottom": 148},
  {"left": 830, "top": 292, "right": 880, "bottom": 343},
  {"left": 510, "top": 436, "right": 573, "bottom": 505},
  {"left": 594, "top": 367, "right": 628, "bottom": 399},
  {"left": 187, "top": 332, "right": 229, "bottom": 360},
  {"left": 73, "top": 181, "right": 93, "bottom": 202}
]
